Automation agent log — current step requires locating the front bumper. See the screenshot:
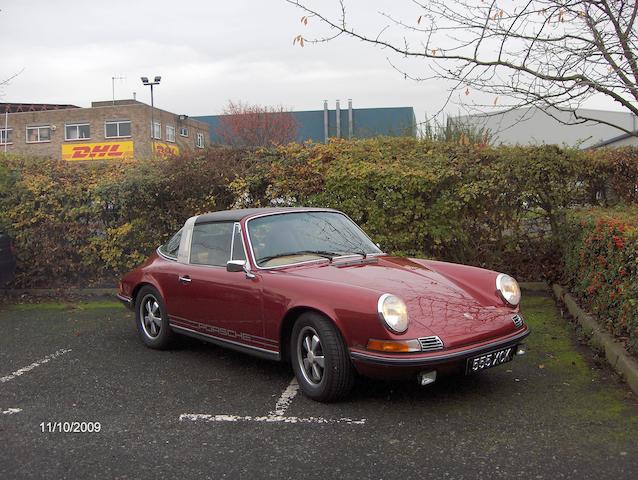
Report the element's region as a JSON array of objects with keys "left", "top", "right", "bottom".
[{"left": 350, "top": 326, "right": 530, "bottom": 379}]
